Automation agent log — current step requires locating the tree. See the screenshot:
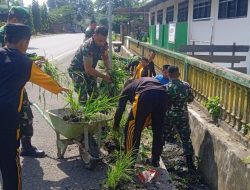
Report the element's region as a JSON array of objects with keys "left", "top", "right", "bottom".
[
  {"left": 40, "top": 3, "right": 49, "bottom": 32},
  {"left": 94, "top": 0, "right": 146, "bottom": 13},
  {"left": 31, "top": 0, "right": 41, "bottom": 33},
  {"left": 47, "top": 0, "right": 56, "bottom": 9}
]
